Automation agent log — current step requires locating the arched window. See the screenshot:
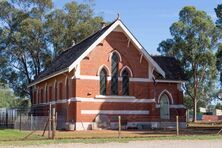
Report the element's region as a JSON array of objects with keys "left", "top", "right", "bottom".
[
  {"left": 54, "top": 81, "right": 57, "bottom": 101},
  {"left": 111, "top": 52, "right": 119, "bottom": 95},
  {"left": 160, "top": 94, "right": 170, "bottom": 120},
  {"left": 45, "top": 86, "right": 48, "bottom": 103},
  {"left": 122, "top": 69, "right": 129, "bottom": 96},
  {"left": 100, "top": 68, "right": 107, "bottom": 95}
]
